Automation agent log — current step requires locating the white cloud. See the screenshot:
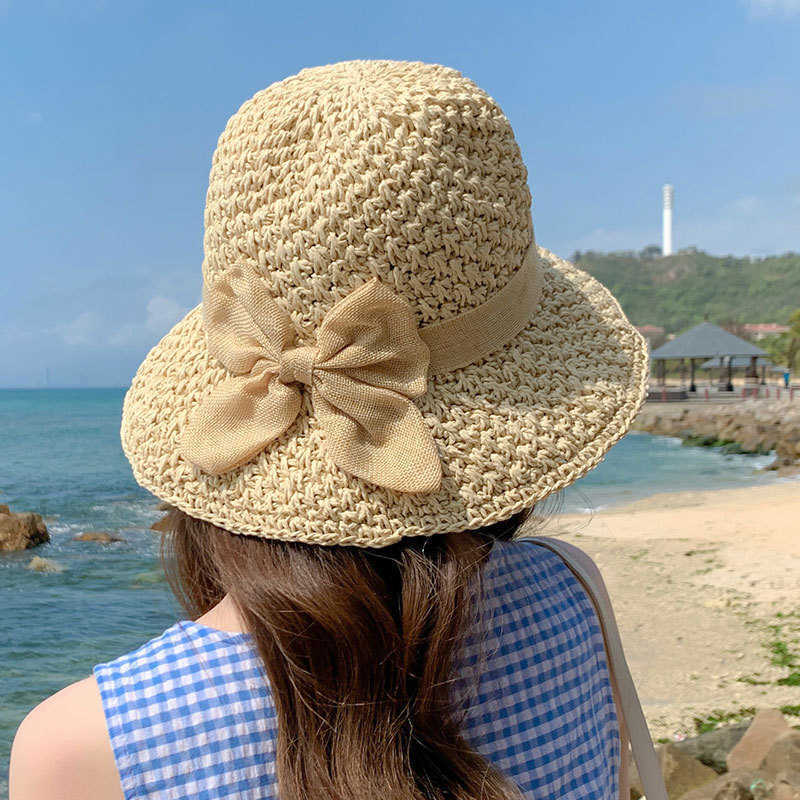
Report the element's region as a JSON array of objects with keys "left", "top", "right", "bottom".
[
  {"left": 58, "top": 296, "right": 187, "bottom": 349},
  {"left": 145, "top": 295, "right": 187, "bottom": 335},
  {"left": 744, "top": 0, "right": 800, "bottom": 16},
  {"left": 57, "top": 311, "right": 102, "bottom": 346}
]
